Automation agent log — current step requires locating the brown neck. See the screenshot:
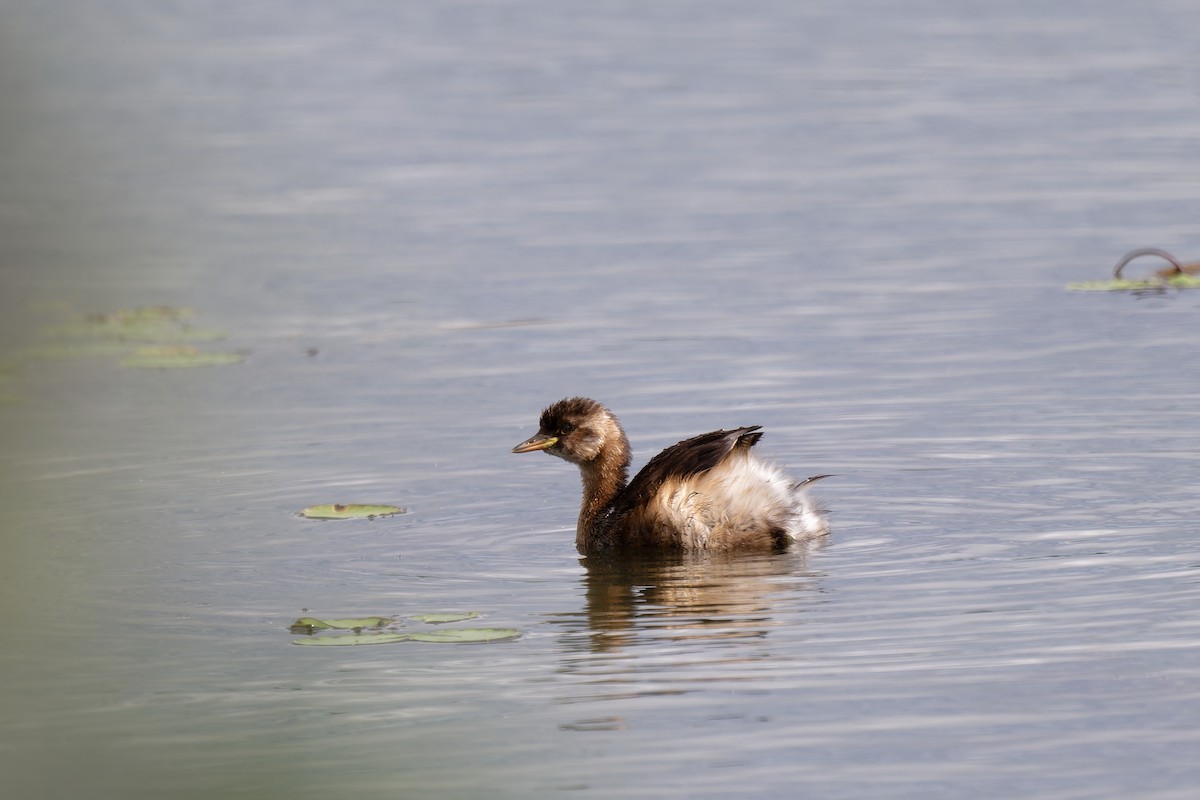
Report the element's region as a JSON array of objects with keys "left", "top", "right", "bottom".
[{"left": 575, "top": 443, "right": 630, "bottom": 550}]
